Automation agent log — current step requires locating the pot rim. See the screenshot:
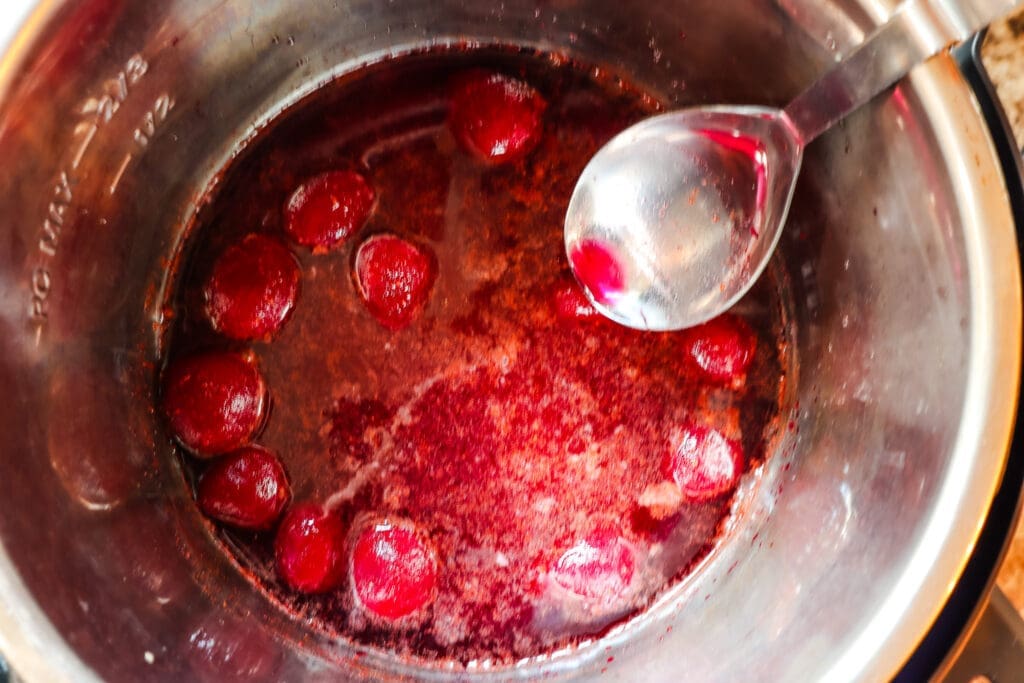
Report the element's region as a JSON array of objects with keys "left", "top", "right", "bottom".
[{"left": 823, "top": 52, "right": 1023, "bottom": 681}]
